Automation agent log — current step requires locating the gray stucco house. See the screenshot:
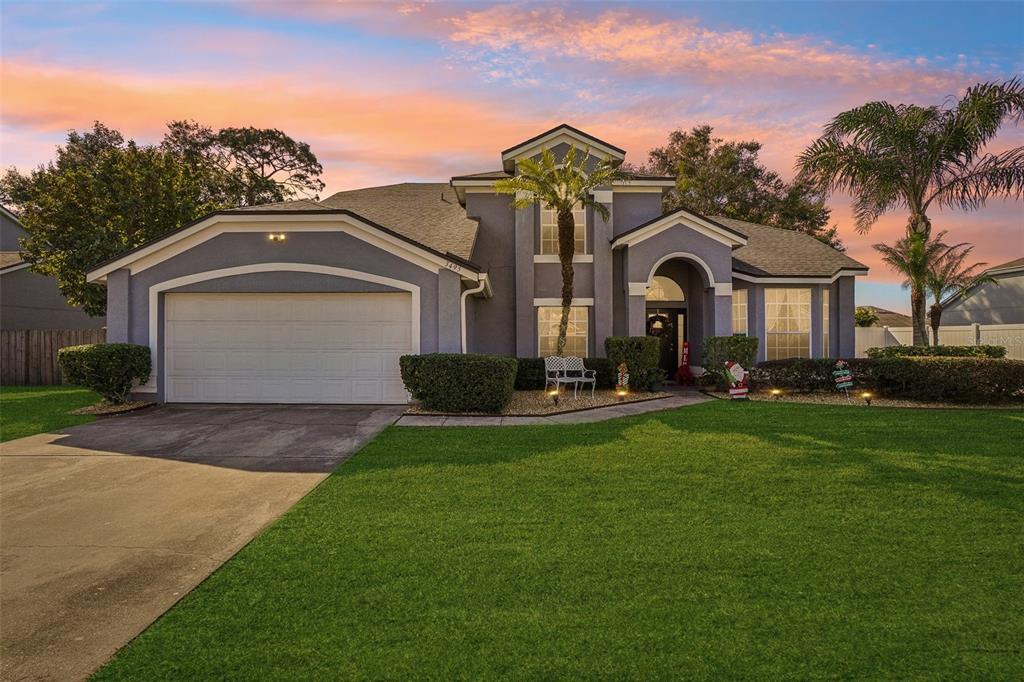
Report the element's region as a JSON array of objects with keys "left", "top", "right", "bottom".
[
  {"left": 940, "top": 257, "right": 1024, "bottom": 325},
  {"left": 87, "top": 125, "right": 867, "bottom": 404},
  {"left": 1, "top": 206, "right": 105, "bottom": 331}
]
